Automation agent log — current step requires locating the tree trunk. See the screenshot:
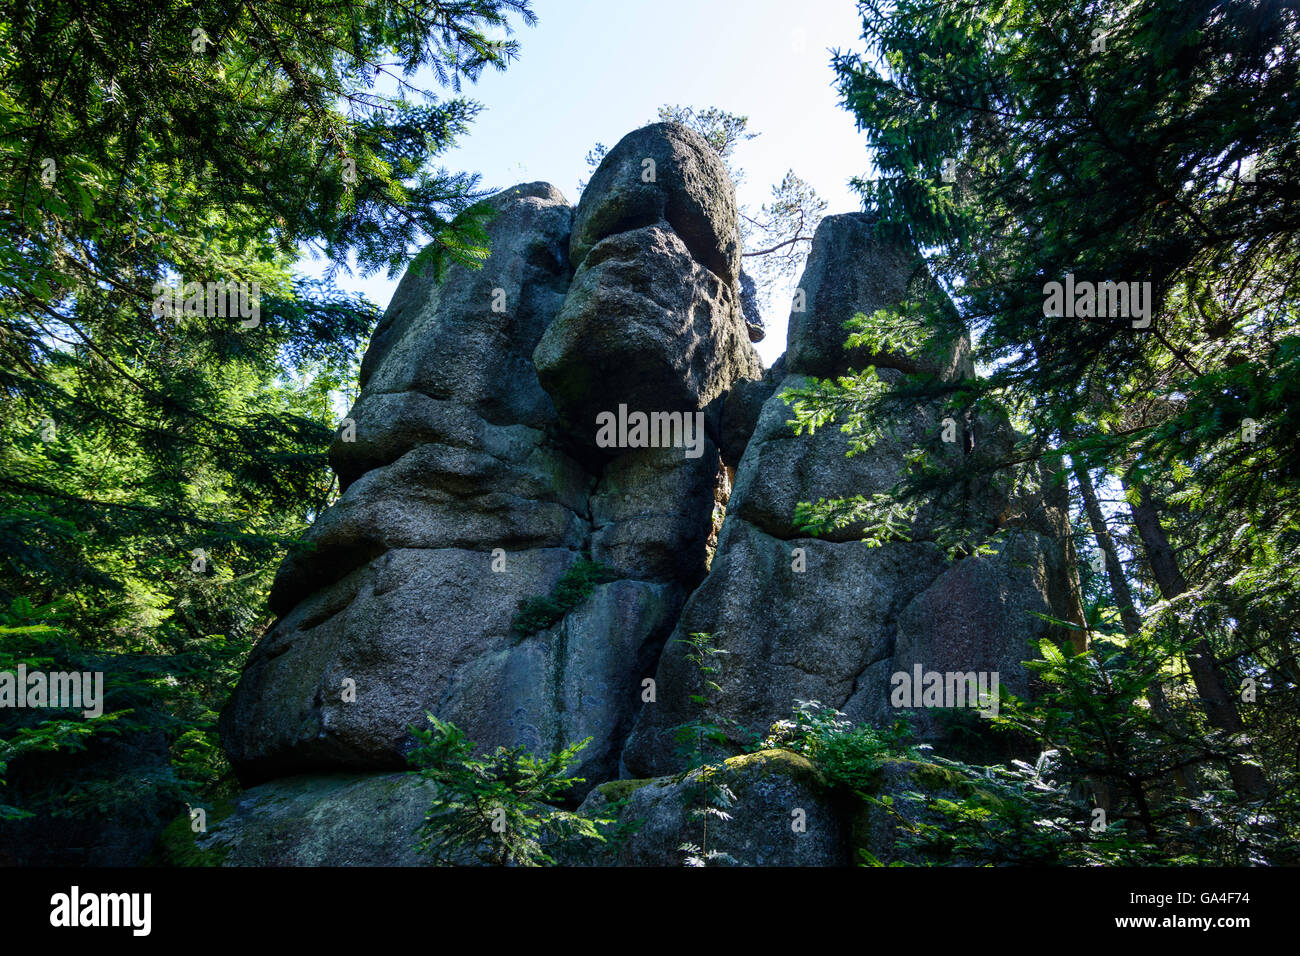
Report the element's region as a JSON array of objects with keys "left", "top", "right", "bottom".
[
  {"left": 1074, "top": 461, "right": 1144, "bottom": 639},
  {"left": 1124, "top": 474, "right": 1269, "bottom": 800},
  {"left": 1074, "top": 456, "right": 1198, "bottom": 808}
]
